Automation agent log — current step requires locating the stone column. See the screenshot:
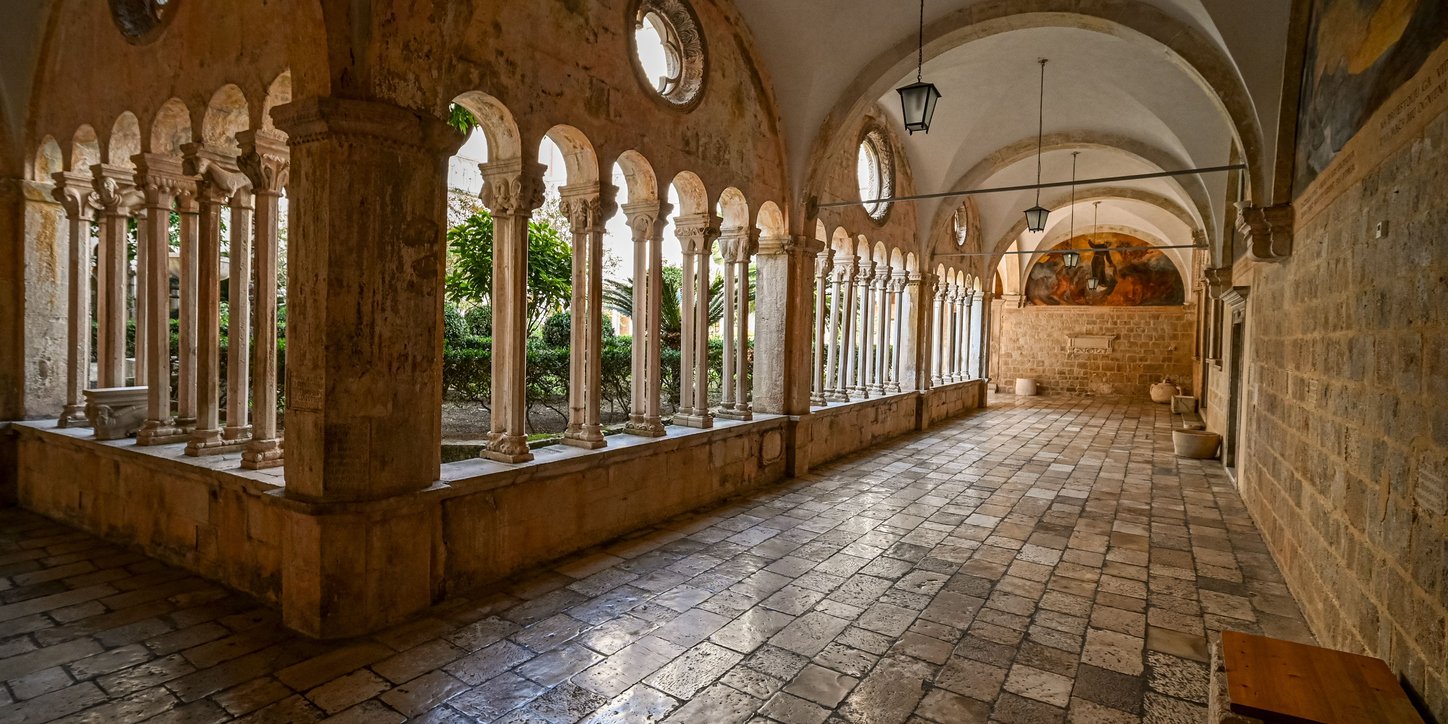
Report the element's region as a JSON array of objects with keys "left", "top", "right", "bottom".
[
  {"left": 931, "top": 277, "right": 945, "bottom": 387},
  {"left": 719, "top": 228, "right": 756, "bottom": 421},
  {"left": 752, "top": 233, "right": 821, "bottom": 472},
  {"left": 133, "top": 209, "right": 148, "bottom": 388},
  {"left": 175, "top": 194, "right": 199, "bottom": 430},
  {"left": 852, "top": 258, "right": 874, "bottom": 398},
  {"left": 673, "top": 215, "right": 719, "bottom": 428},
  {"left": 52, "top": 172, "right": 98, "bottom": 427},
  {"left": 890, "top": 276, "right": 905, "bottom": 393},
  {"left": 224, "top": 188, "right": 255, "bottom": 441},
  {"left": 810, "top": 247, "right": 832, "bottom": 406},
  {"left": 824, "top": 257, "right": 850, "bottom": 402},
  {"left": 91, "top": 165, "right": 142, "bottom": 388},
  {"left": 622, "top": 201, "right": 669, "bottom": 437},
  {"left": 958, "top": 291, "right": 973, "bottom": 380},
  {"left": 239, "top": 129, "right": 290, "bottom": 470},
  {"left": 869, "top": 266, "right": 891, "bottom": 395},
  {"left": 977, "top": 291, "right": 992, "bottom": 381},
  {"left": 949, "top": 285, "right": 964, "bottom": 382},
  {"left": 134, "top": 154, "right": 191, "bottom": 444},
  {"left": 561, "top": 184, "right": 611, "bottom": 450},
  {"left": 479, "top": 158, "right": 546, "bottom": 463},
  {"left": 183, "top": 144, "right": 250, "bottom": 456},
  {"left": 716, "top": 228, "right": 743, "bottom": 416}
]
